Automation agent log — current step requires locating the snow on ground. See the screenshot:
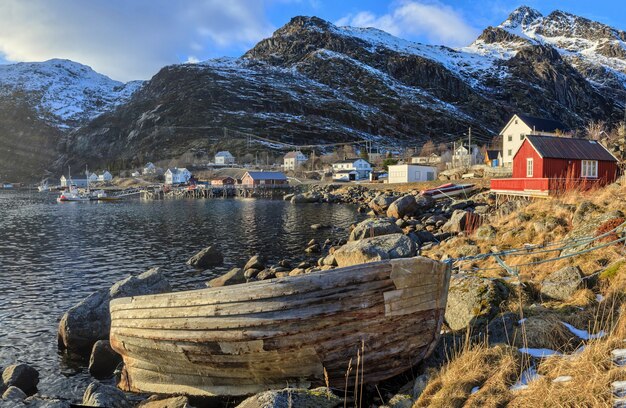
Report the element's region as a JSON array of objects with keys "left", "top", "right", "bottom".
[
  {"left": 510, "top": 367, "right": 540, "bottom": 391},
  {"left": 519, "top": 348, "right": 563, "bottom": 358},
  {"left": 561, "top": 322, "right": 606, "bottom": 340}
]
